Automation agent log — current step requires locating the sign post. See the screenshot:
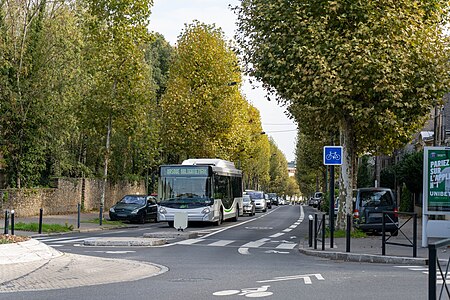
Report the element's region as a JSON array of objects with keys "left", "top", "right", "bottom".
[
  {"left": 422, "top": 147, "right": 450, "bottom": 247},
  {"left": 323, "top": 146, "right": 343, "bottom": 249}
]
